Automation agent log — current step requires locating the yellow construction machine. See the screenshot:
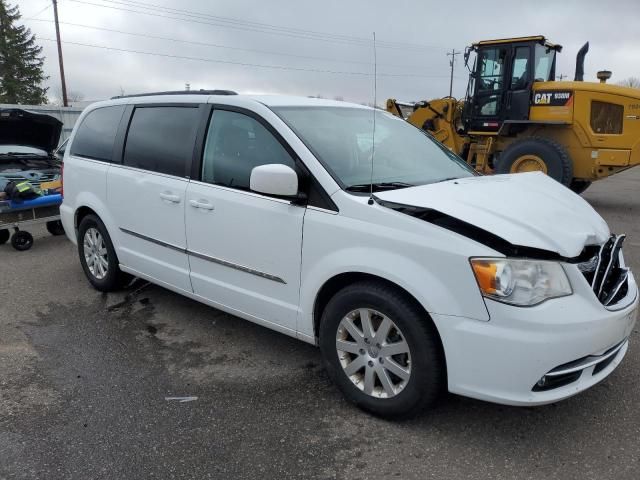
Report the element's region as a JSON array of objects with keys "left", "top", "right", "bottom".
[{"left": 387, "top": 36, "right": 640, "bottom": 193}]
